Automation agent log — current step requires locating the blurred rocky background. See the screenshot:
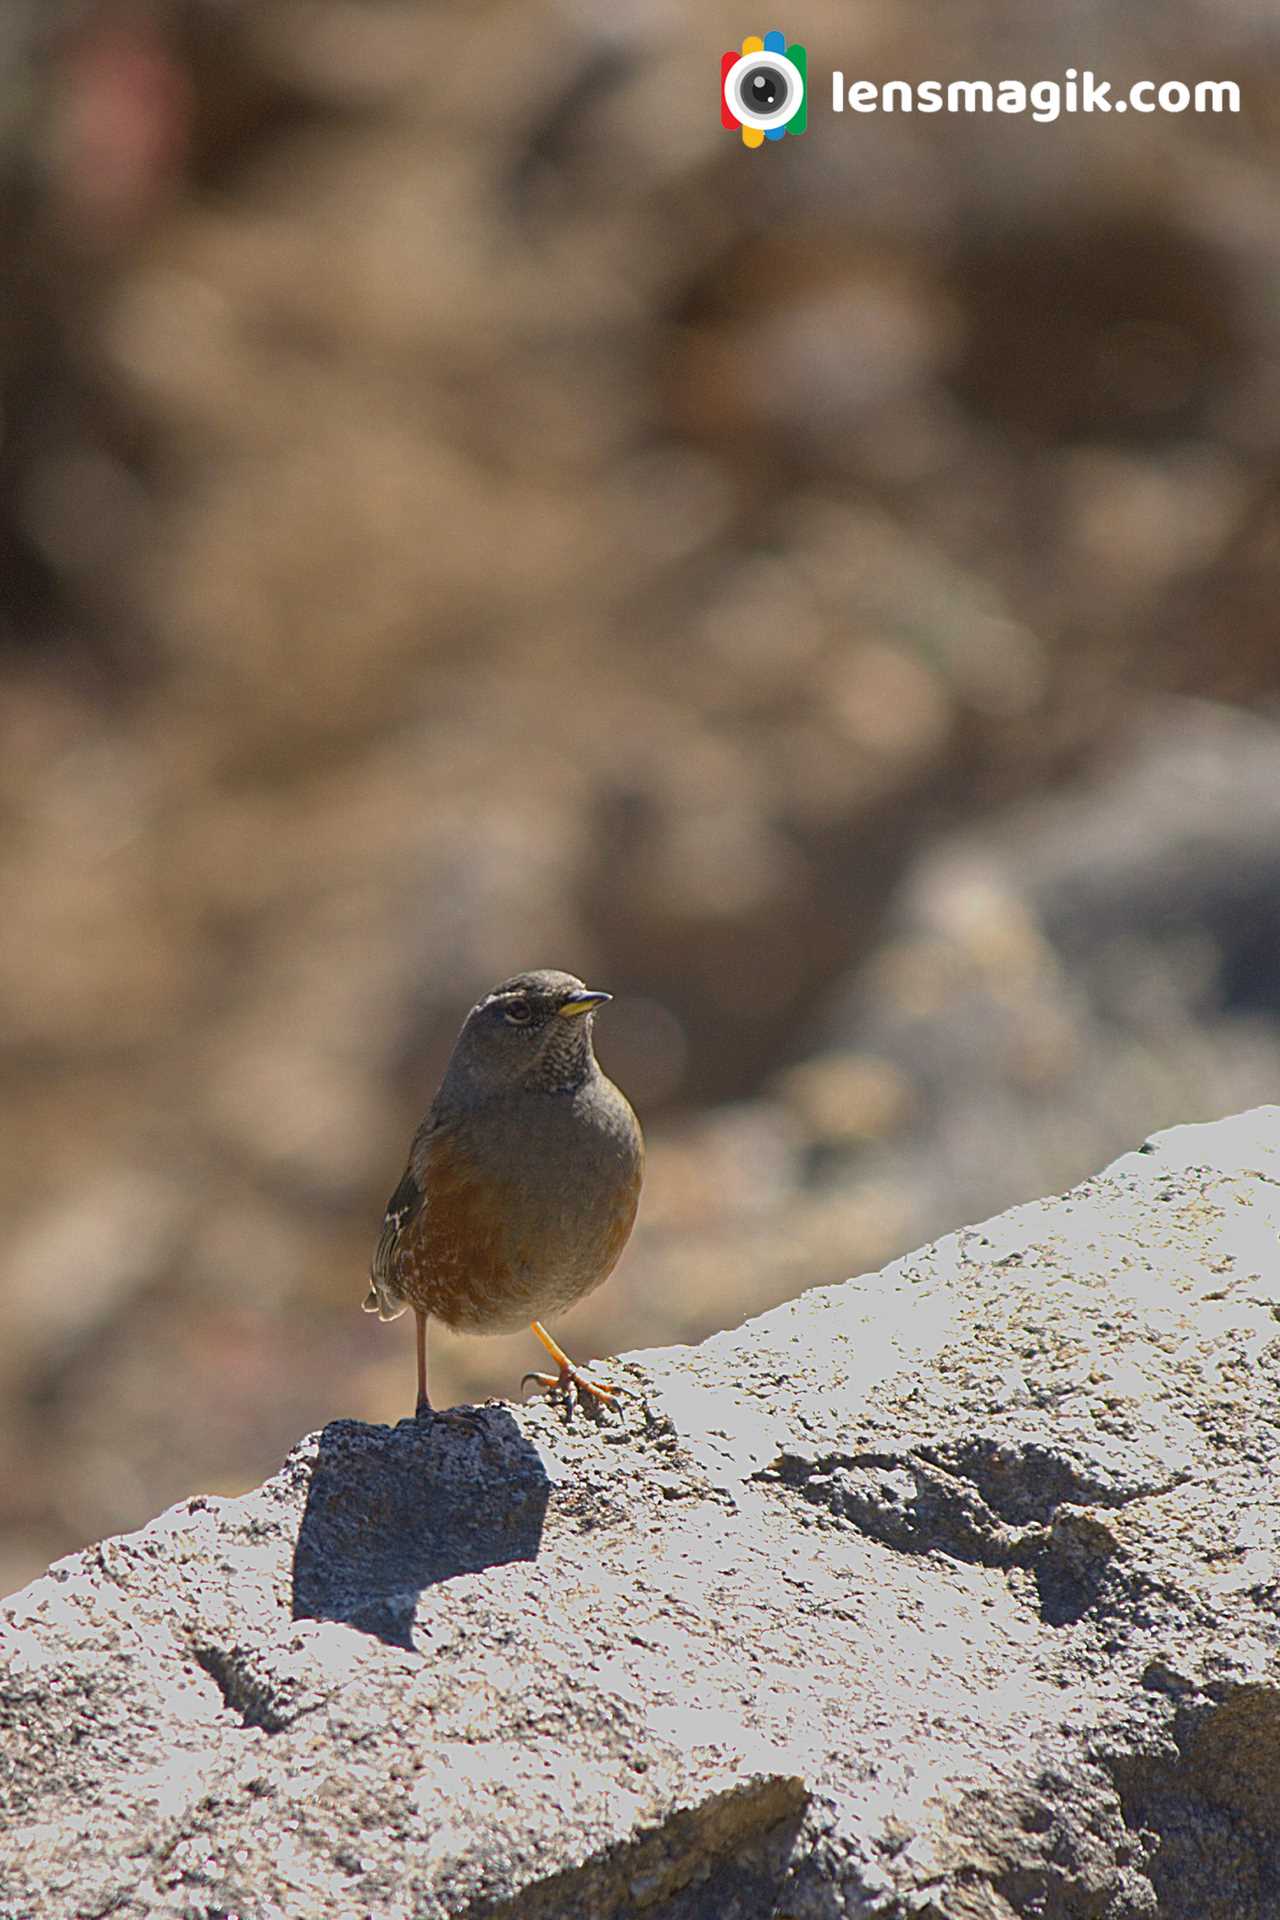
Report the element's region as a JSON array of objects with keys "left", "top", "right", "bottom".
[{"left": 2, "top": 0, "right": 1279, "bottom": 1595}]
